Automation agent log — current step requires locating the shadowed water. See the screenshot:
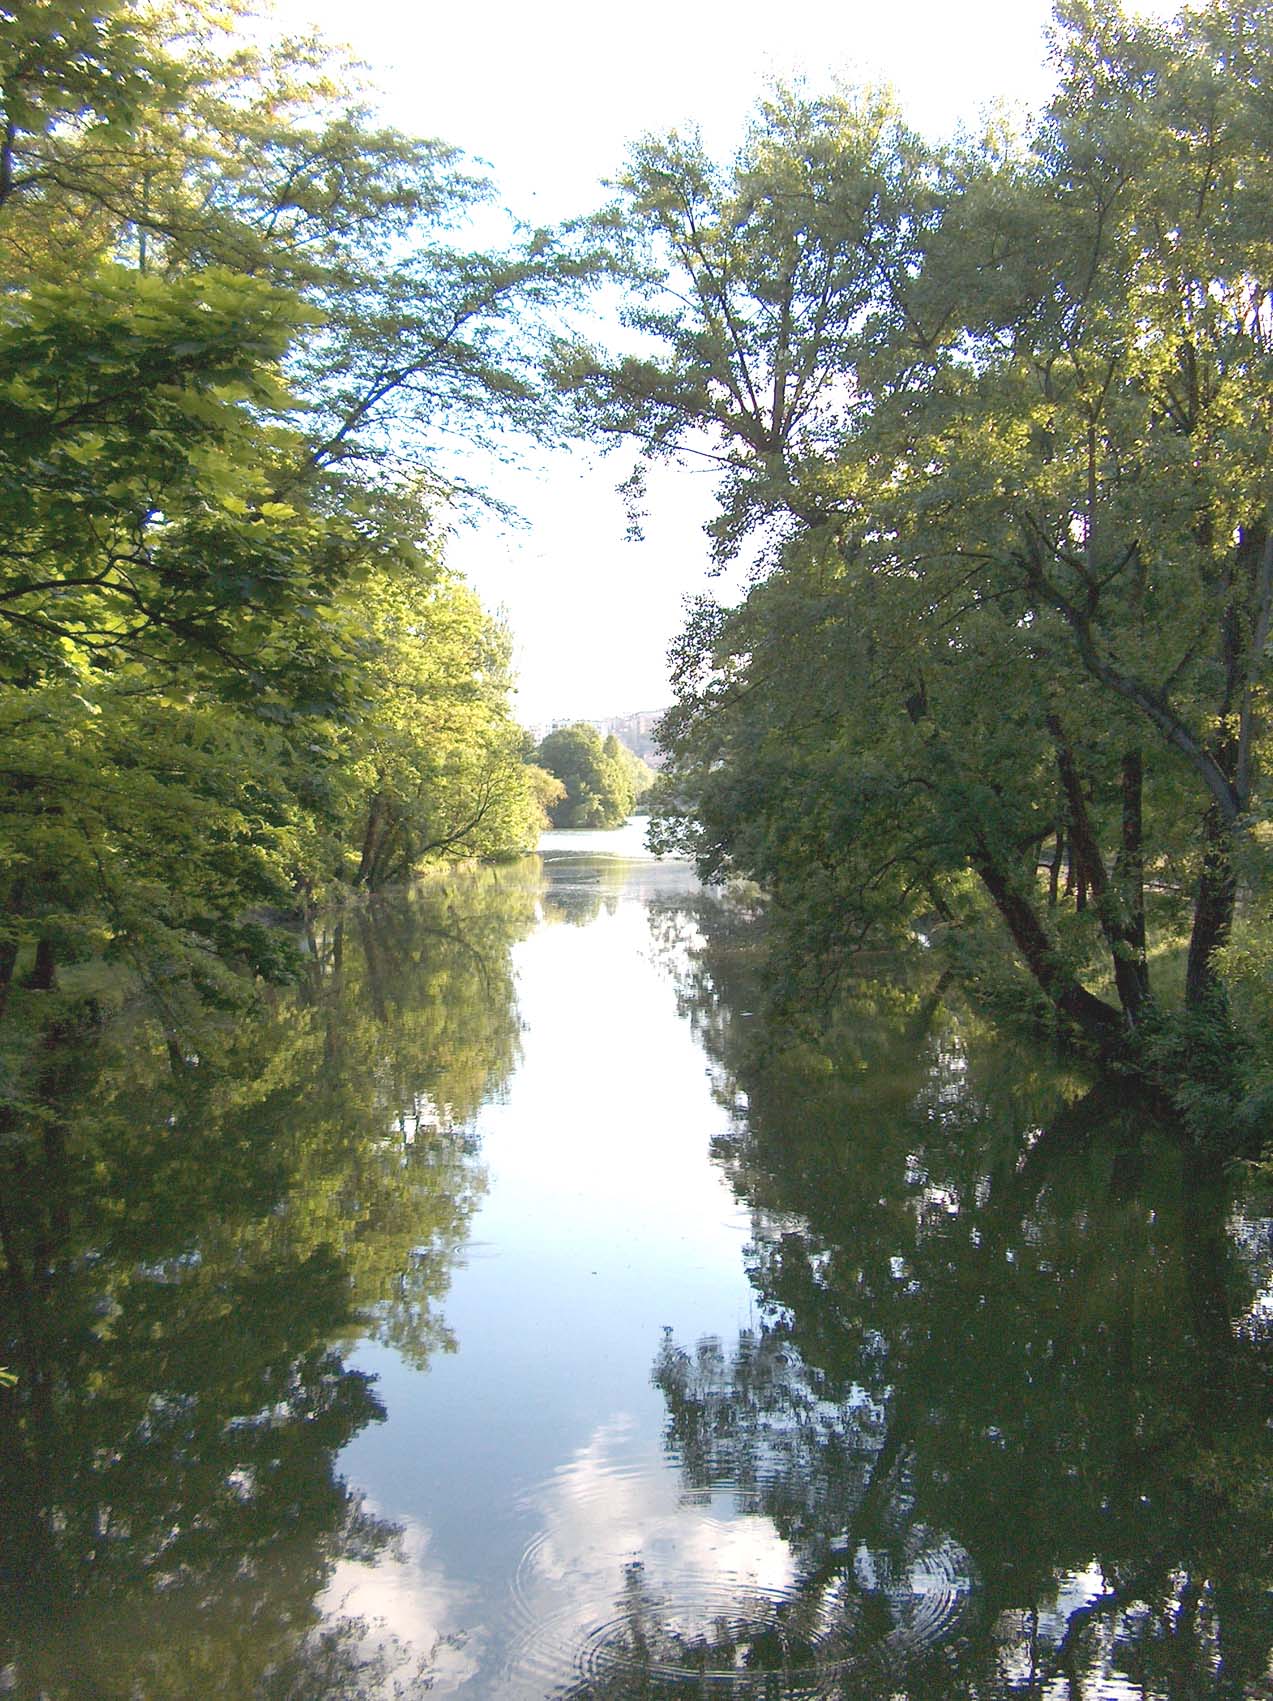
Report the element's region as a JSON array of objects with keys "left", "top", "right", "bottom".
[{"left": 1, "top": 829, "right": 1270, "bottom": 1697}]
